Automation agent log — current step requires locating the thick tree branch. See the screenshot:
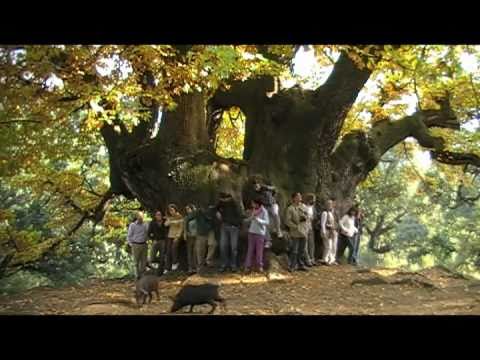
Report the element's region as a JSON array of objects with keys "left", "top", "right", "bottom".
[
  {"left": 67, "top": 189, "right": 114, "bottom": 235},
  {"left": 369, "top": 101, "right": 458, "bottom": 154},
  {"left": 79, "top": 160, "right": 103, "bottom": 198},
  {"left": 366, "top": 214, "right": 394, "bottom": 254},
  {"left": 448, "top": 182, "right": 480, "bottom": 209},
  {"left": 422, "top": 96, "right": 458, "bottom": 129},
  {"left": 8, "top": 190, "right": 114, "bottom": 274},
  {"left": 0, "top": 253, "right": 14, "bottom": 278},
  {"left": 431, "top": 150, "right": 480, "bottom": 168},
  {"left": 44, "top": 179, "right": 114, "bottom": 235},
  {"left": 314, "top": 48, "right": 380, "bottom": 152},
  {"left": 332, "top": 99, "right": 462, "bottom": 194},
  {"left": 68, "top": 215, "right": 89, "bottom": 236},
  {"left": 256, "top": 45, "right": 298, "bottom": 67},
  {"left": 369, "top": 245, "right": 393, "bottom": 254},
  {"left": 7, "top": 235, "right": 66, "bottom": 271},
  {"left": 0, "top": 119, "right": 41, "bottom": 125}
]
